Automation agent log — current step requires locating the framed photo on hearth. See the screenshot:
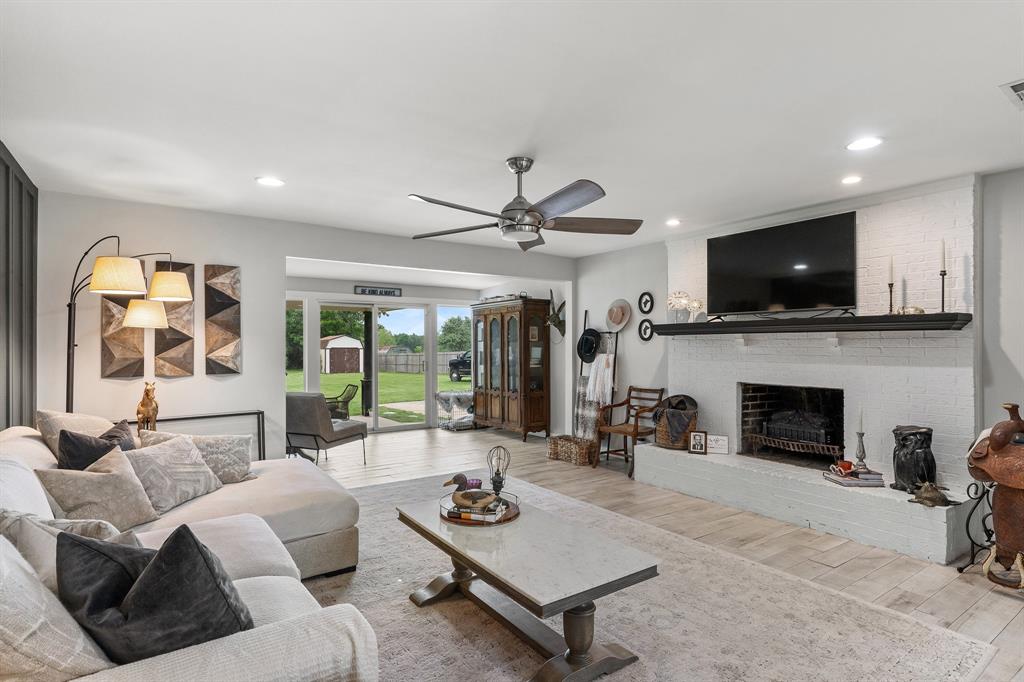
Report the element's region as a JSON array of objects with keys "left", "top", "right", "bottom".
[
  {"left": 689, "top": 431, "right": 708, "bottom": 454},
  {"left": 707, "top": 434, "right": 729, "bottom": 455}
]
